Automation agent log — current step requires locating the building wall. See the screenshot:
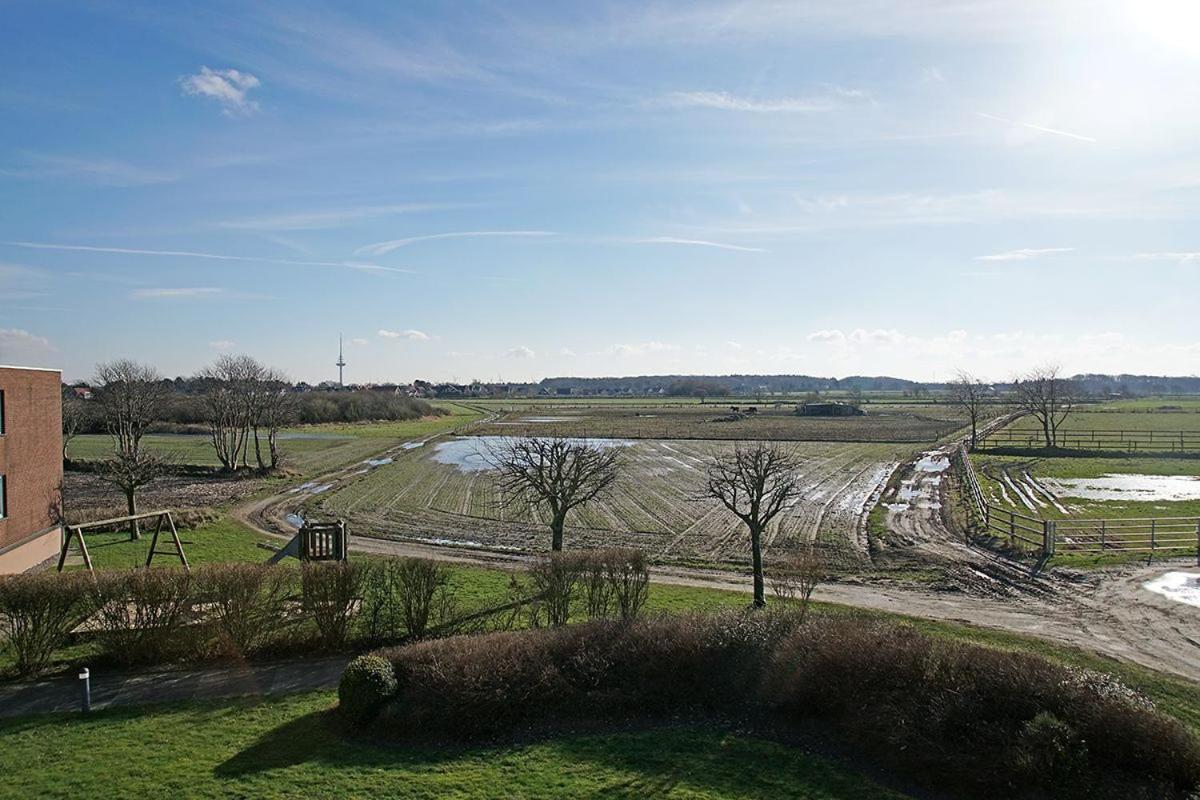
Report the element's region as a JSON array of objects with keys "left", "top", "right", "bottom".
[{"left": 0, "top": 366, "right": 64, "bottom": 574}]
